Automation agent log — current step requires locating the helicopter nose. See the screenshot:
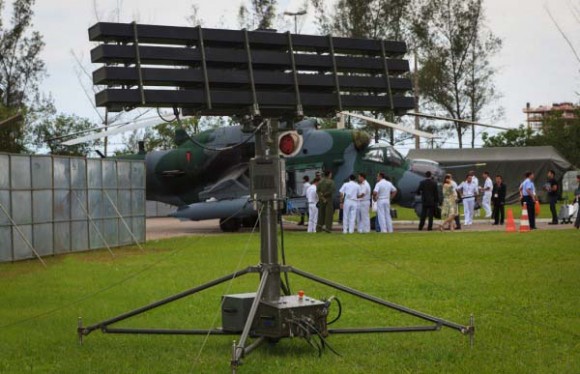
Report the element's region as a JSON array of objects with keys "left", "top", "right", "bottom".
[
  {"left": 408, "top": 159, "right": 444, "bottom": 180},
  {"left": 144, "top": 151, "right": 170, "bottom": 200}
]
